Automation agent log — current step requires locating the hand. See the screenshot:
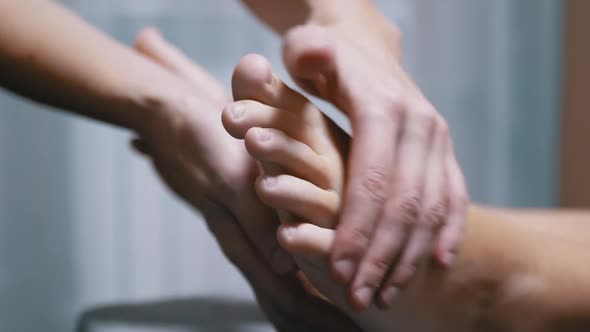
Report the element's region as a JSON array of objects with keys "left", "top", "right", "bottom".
[
  {"left": 282, "top": 13, "right": 469, "bottom": 310},
  {"left": 130, "top": 28, "right": 360, "bottom": 332}
]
